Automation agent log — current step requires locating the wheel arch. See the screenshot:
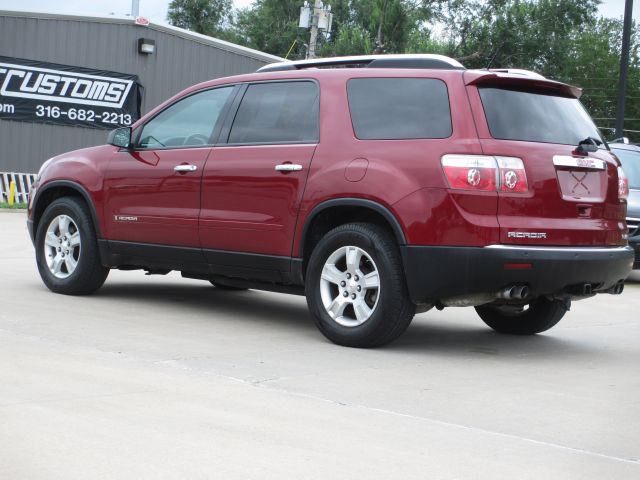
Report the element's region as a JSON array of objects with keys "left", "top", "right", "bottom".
[
  {"left": 32, "top": 180, "right": 102, "bottom": 239},
  {"left": 298, "top": 198, "right": 407, "bottom": 279}
]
